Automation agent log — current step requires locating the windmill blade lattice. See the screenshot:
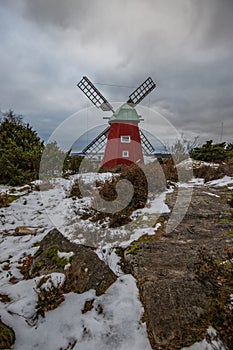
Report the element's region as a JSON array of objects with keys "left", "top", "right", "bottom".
[
  {"left": 82, "top": 126, "right": 110, "bottom": 154},
  {"left": 77, "top": 76, "right": 114, "bottom": 112},
  {"left": 127, "top": 77, "right": 156, "bottom": 106},
  {"left": 83, "top": 126, "right": 155, "bottom": 155},
  {"left": 139, "top": 129, "right": 155, "bottom": 155},
  {"left": 76, "top": 75, "right": 158, "bottom": 162}
]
